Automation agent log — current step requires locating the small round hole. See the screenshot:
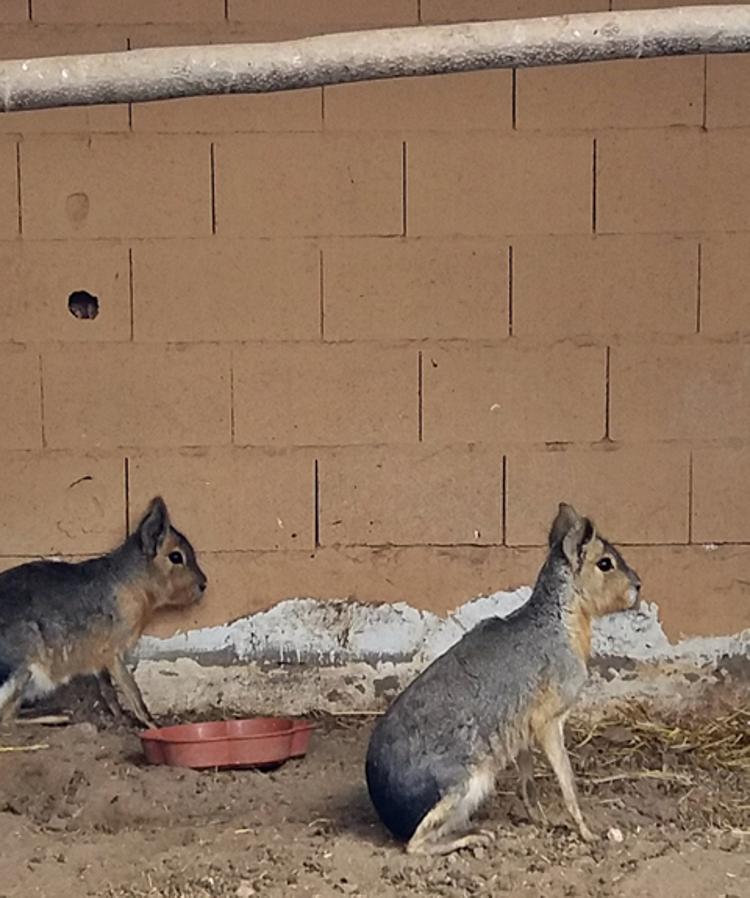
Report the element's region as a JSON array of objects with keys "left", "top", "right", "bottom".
[{"left": 68, "top": 290, "right": 99, "bottom": 320}]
